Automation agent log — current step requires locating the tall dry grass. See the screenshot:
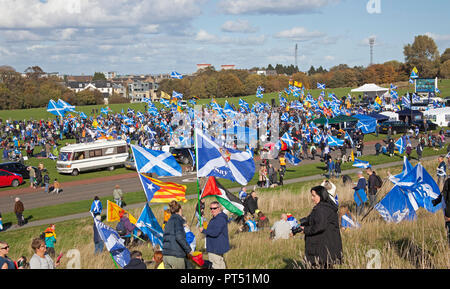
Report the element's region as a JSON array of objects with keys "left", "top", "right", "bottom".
[{"left": 5, "top": 158, "right": 449, "bottom": 269}]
